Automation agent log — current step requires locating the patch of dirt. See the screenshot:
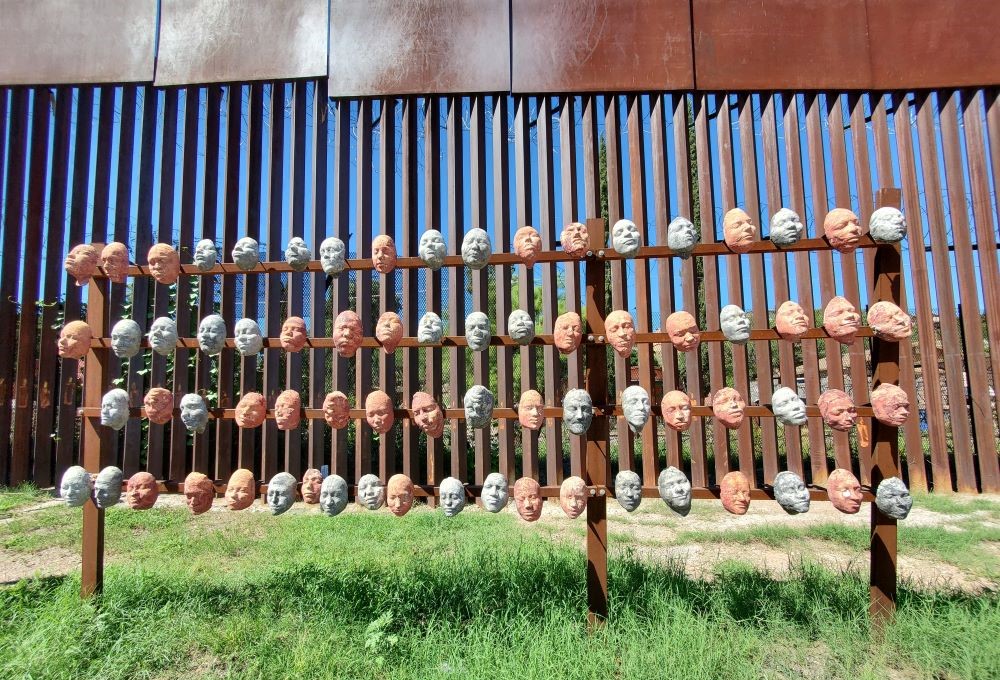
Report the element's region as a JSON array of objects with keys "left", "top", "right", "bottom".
[{"left": 0, "top": 545, "right": 78, "bottom": 585}]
